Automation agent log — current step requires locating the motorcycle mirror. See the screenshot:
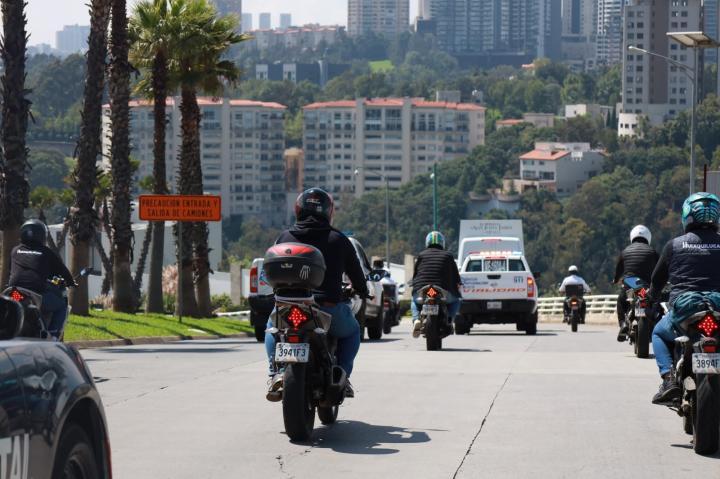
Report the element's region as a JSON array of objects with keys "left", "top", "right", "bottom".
[{"left": 533, "top": 272, "right": 542, "bottom": 279}]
